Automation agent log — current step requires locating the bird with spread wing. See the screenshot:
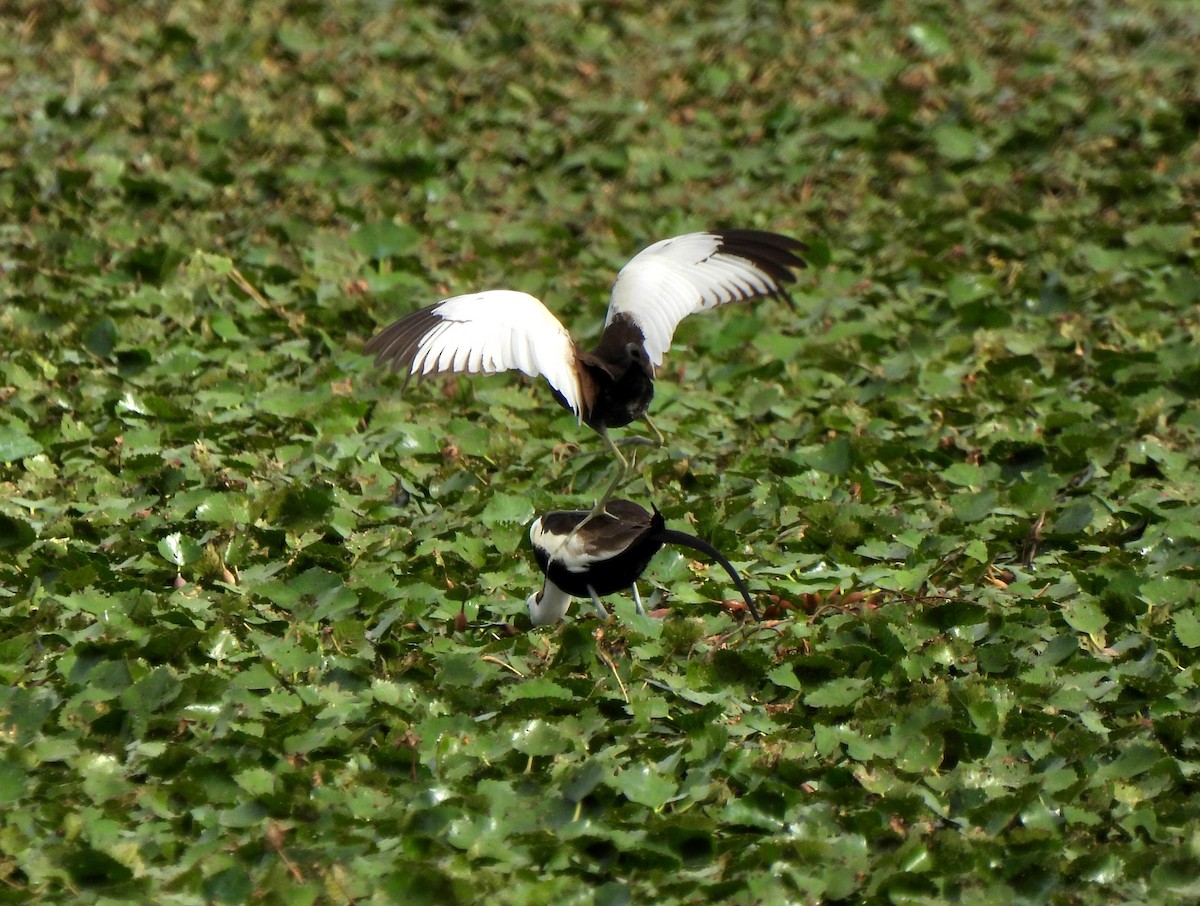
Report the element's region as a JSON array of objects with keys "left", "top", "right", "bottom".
[{"left": 365, "top": 229, "right": 806, "bottom": 516}]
